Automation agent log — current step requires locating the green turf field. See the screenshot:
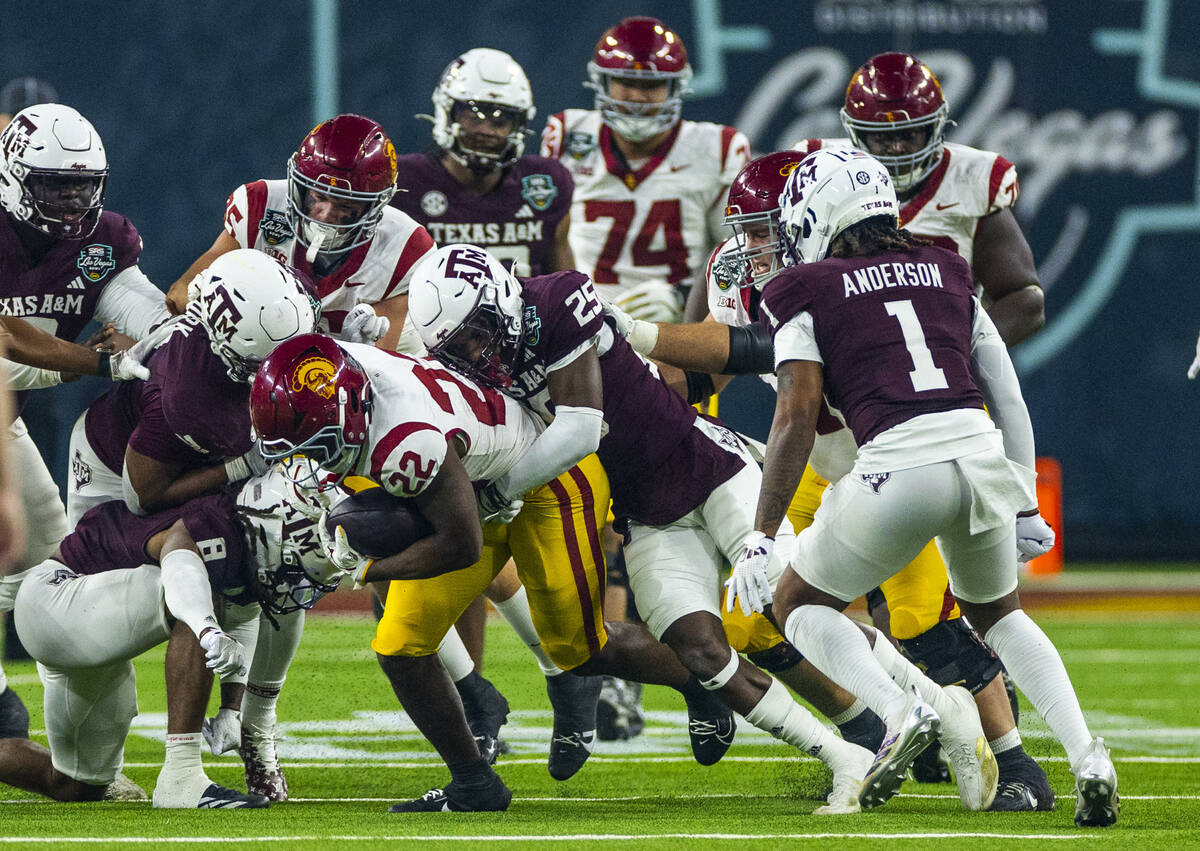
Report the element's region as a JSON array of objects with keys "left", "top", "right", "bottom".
[{"left": 1, "top": 610, "right": 1198, "bottom": 848}]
